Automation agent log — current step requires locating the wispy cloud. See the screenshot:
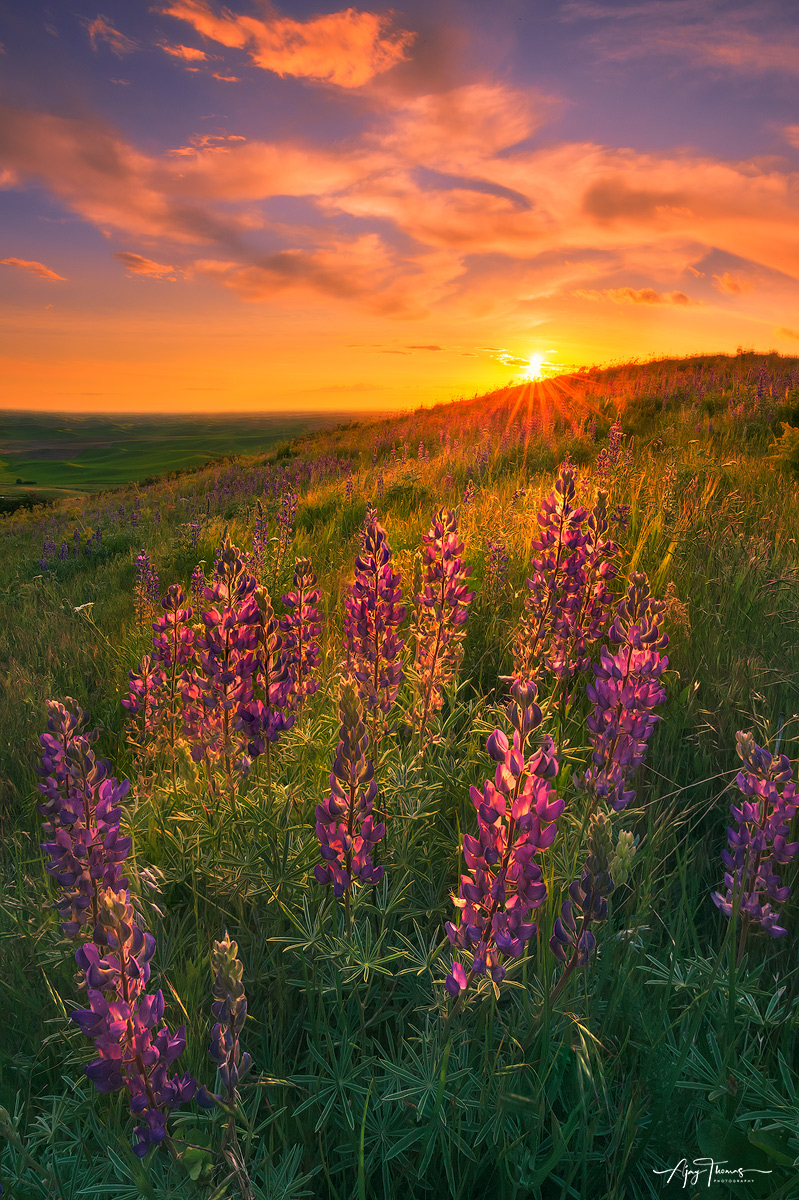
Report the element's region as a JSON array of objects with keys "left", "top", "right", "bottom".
[
  {"left": 160, "top": 0, "right": 415, "bottom": 87},
  {"left": 115, "top": 251, "right": 178, "bottom": 279},
  {"left": 158, "top": 42, "right": 214, "bottom": 62},
  {"left": 86, "top": 14, "right": 138, "bottom": 56},
  {"left": 1, "top": 256, "right": 66, "bottom": 280},
  {"left": 712, "top": 271, "right": 755, "bottom": 294},
  {"left": 572, "top": 286, "right": 692, "bottom": 304}
]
